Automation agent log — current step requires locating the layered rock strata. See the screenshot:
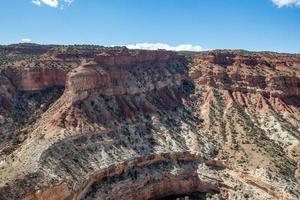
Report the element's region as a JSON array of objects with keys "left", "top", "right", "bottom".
[{"left": 0, "top": 46, "right": 299, "bottom": 200}]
